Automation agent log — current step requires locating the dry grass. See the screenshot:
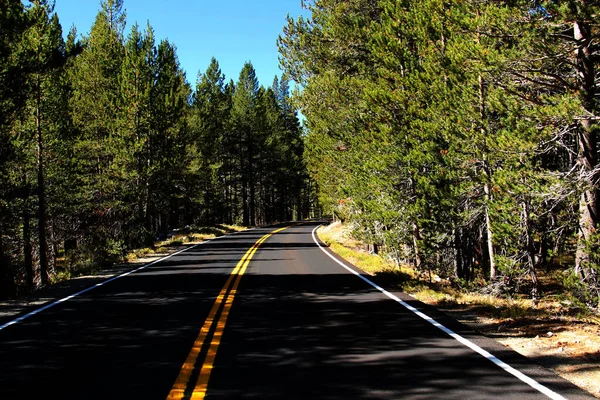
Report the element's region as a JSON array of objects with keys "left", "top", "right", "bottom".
[
  {"left": 125, "top": 224, "right": 246, "bottom": 262},
  {"left": 318, "top": 222, "right": 414, "bottom": 277}
]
